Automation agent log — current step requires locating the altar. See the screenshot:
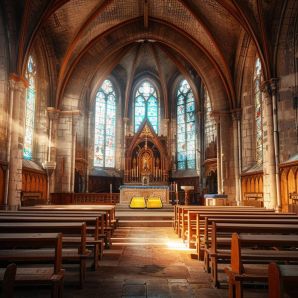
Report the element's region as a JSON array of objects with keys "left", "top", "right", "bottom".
[{"left": 119, "top": 185, "right": 169, "bottom": 206}]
